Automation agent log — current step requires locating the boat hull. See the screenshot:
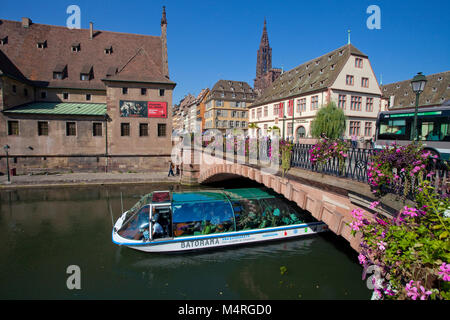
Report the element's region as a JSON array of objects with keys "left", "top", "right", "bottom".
[{"left": 112, "top": 222, "right": 328, "bottom": 253}]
